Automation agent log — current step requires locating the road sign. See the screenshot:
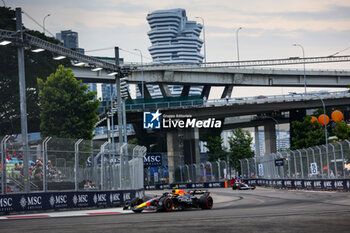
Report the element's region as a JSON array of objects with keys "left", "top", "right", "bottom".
[
  {"left": 258, "top": 164, "right": 264, "bottom": 176},
  {"left": 310, "top": 163, "right": 318, "bottom": 175}
]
